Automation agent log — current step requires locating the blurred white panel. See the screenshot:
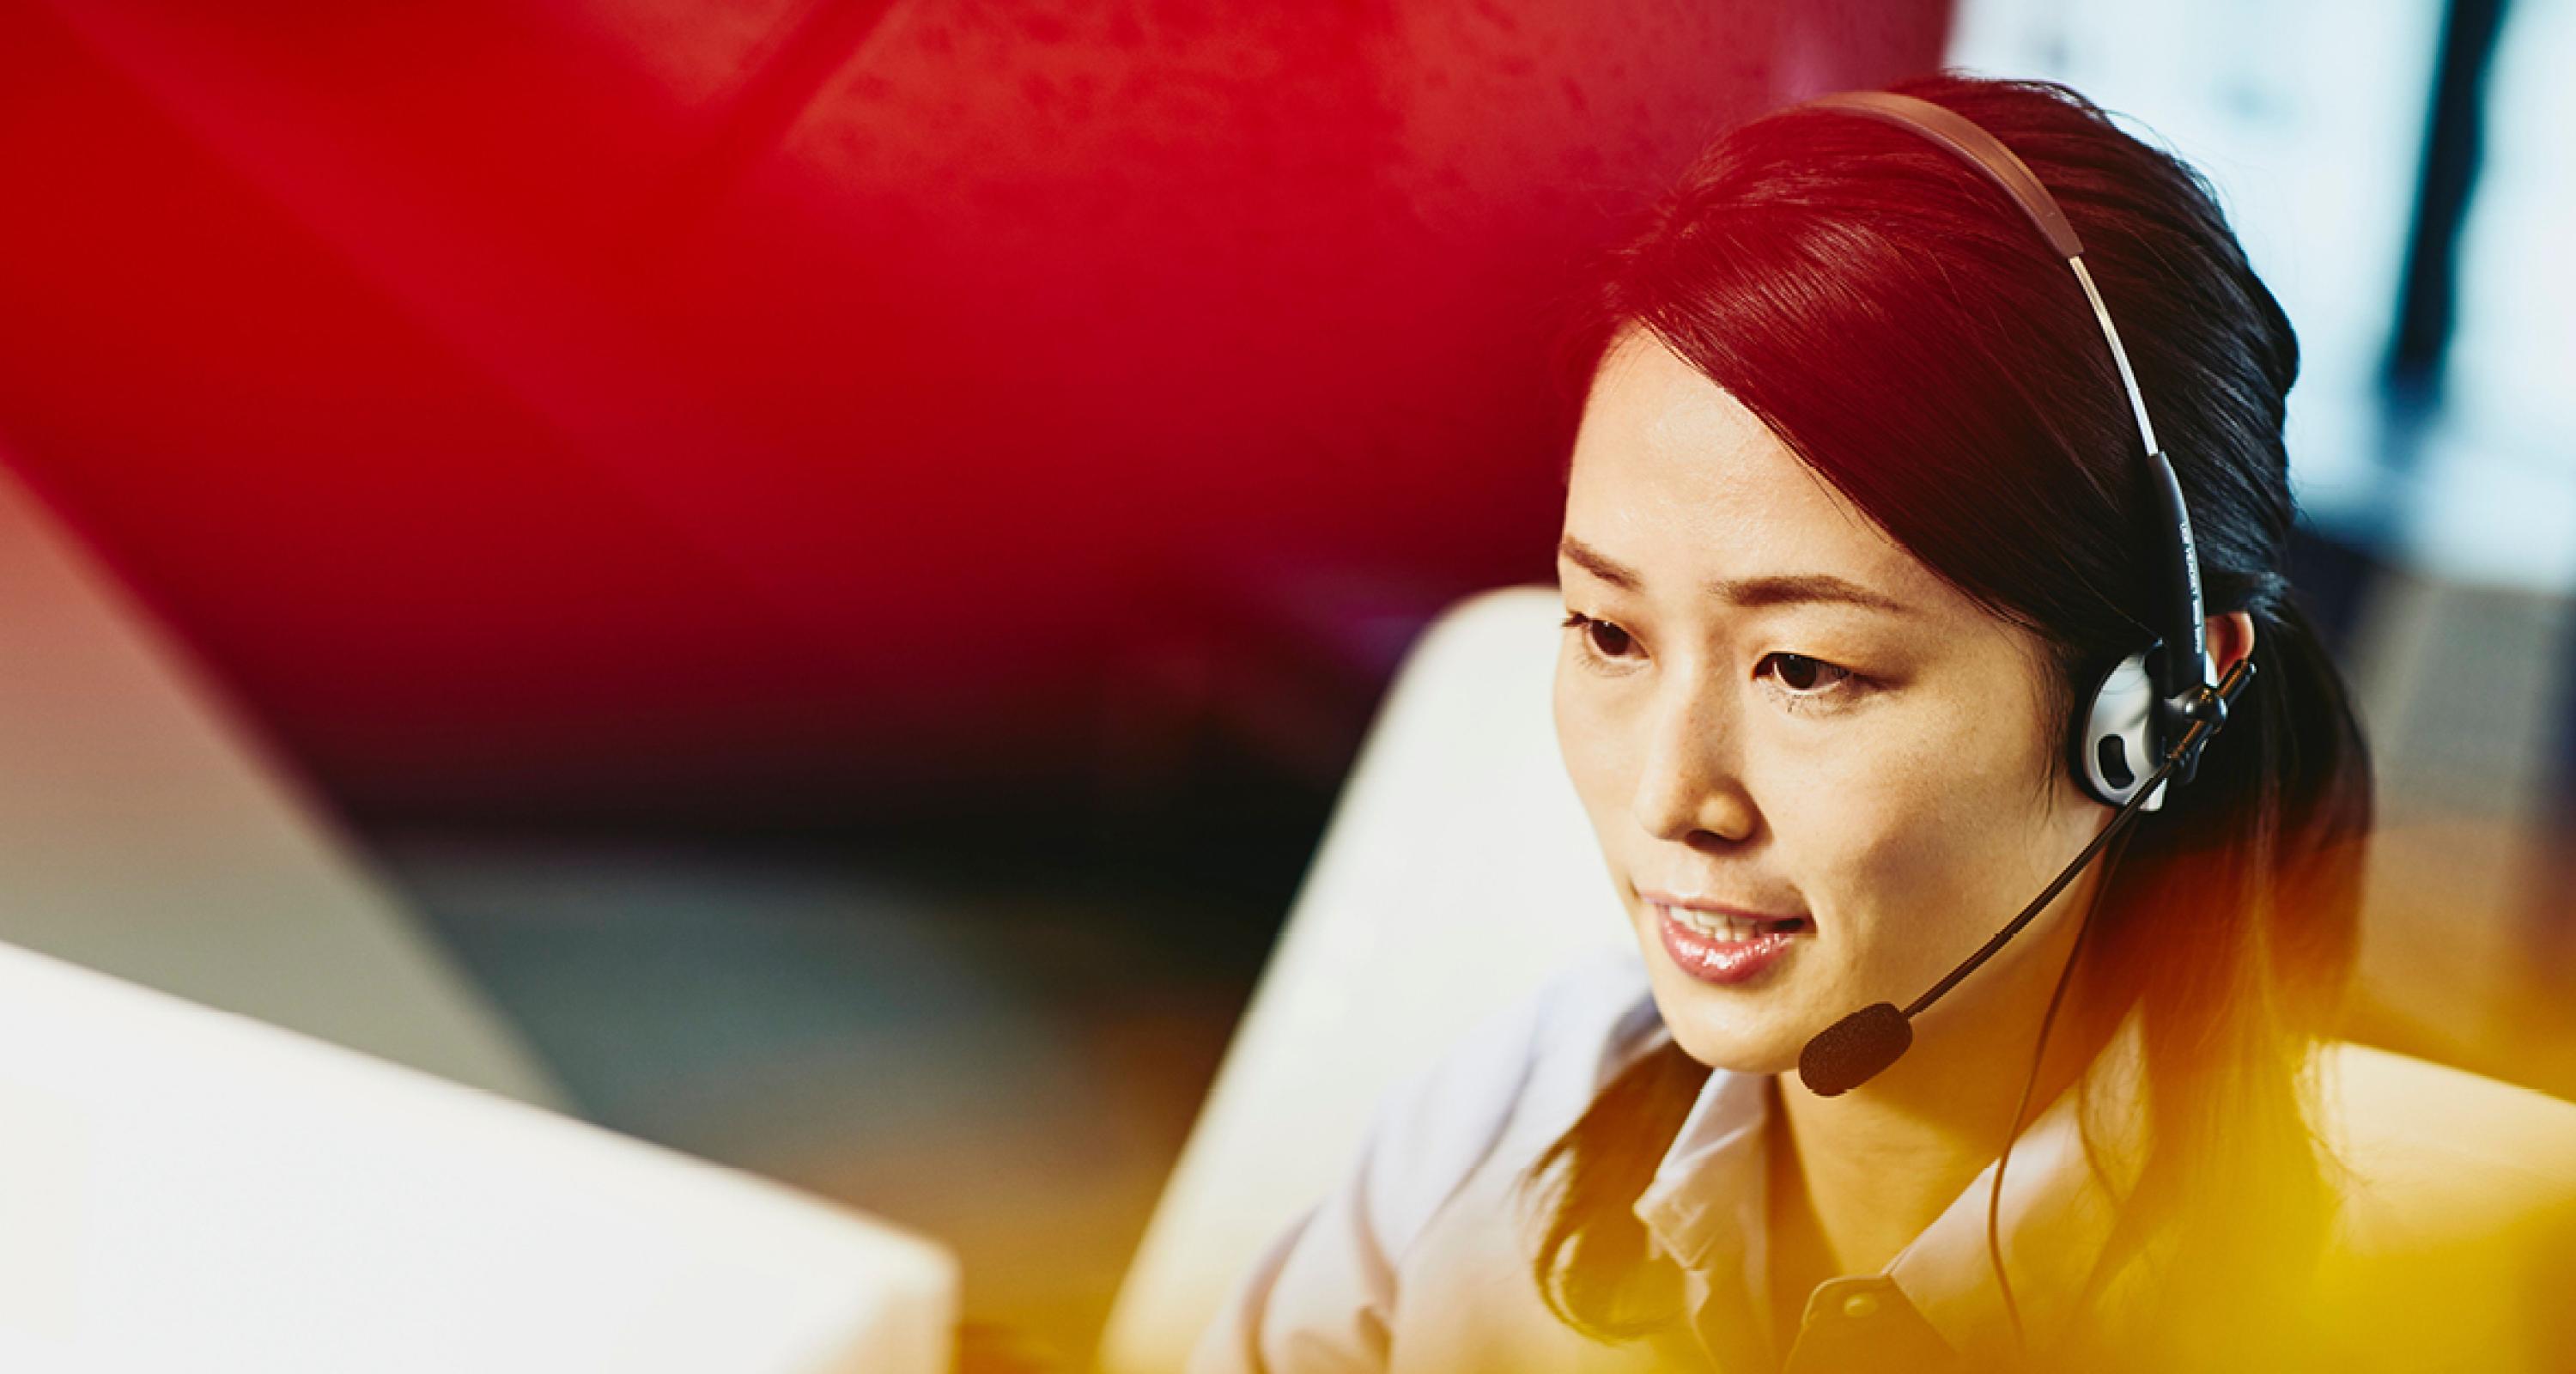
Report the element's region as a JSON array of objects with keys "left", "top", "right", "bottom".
[
  {"left": 0, "top": 939, "right": 956, "bottom": 1373},
  {"left": 0, "top": 451, "right": 558, "bottom": 1105},
  {"left": 2448, "top": 0, "right": 2576, "bottom": 461}
]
